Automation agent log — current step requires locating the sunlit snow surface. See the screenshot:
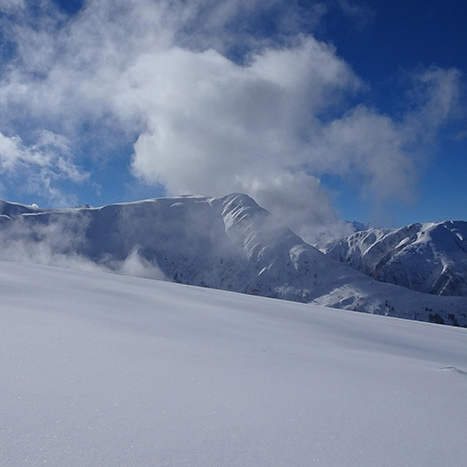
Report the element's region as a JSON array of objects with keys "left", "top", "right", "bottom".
[{"left": 1, "top": 260, "right": 466, "bottom": 466}]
